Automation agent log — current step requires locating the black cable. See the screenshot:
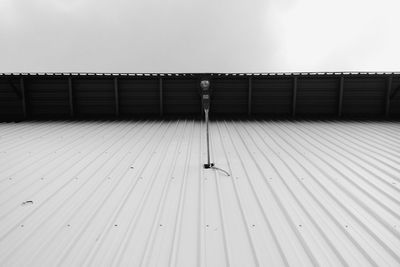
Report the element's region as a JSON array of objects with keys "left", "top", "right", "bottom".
[{"left": 211, "top": 165, "right": 231, "bottom": 176}]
